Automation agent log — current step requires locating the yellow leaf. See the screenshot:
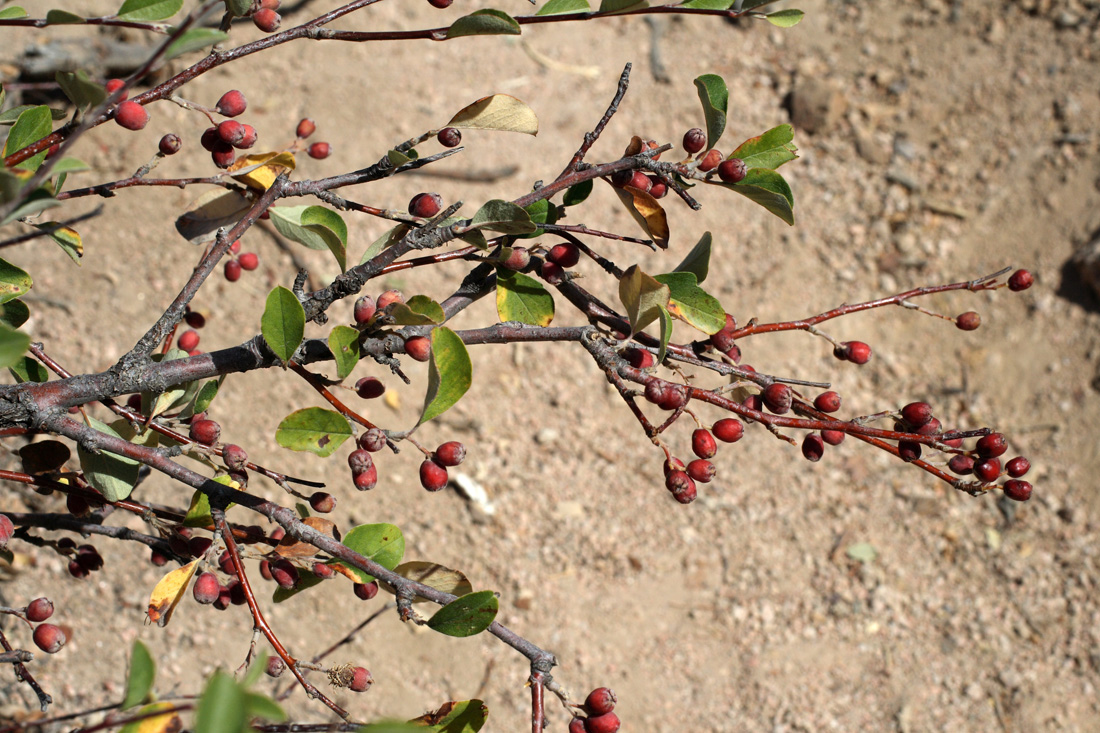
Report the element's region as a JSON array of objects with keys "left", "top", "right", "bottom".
[
  {"left": 447, "top": 94, "right": 539, "bottom": 136},
  {"left": 146, "top": 559, "right": 199, "bottom": 627},
  {"left": 120, "top": 702, "right": 180, "bottom": 733},
  {"left": 612, "top": 186, "right": 669, "bottom": 249},
  {"left": 383, "top": 389, "right": 400, "bottom": 411},
  {"left": 617, "top": 265, "right": 669, "bottom": 336},
  {"left": 228, "top": 151, "right": 296, "bottom": 191}
]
